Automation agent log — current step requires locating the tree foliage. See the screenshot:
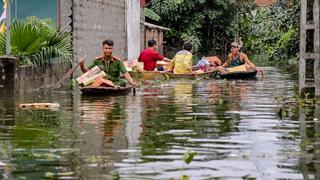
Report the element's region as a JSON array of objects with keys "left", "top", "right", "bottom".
[
  {"left": 145, "top": 8, "right": 161, "bottom": 21},
  {"left": 148, "top": 0, "right": 253, "bottom": 57},
  {"left": 243, "top": 0, "right": 300, "bottom": 63},
  {"left": 0, "top": 16, "right": 72, "bottom": 67},
  {"left": 148, "top": 0, "right": 299, "bottom": 65}
]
